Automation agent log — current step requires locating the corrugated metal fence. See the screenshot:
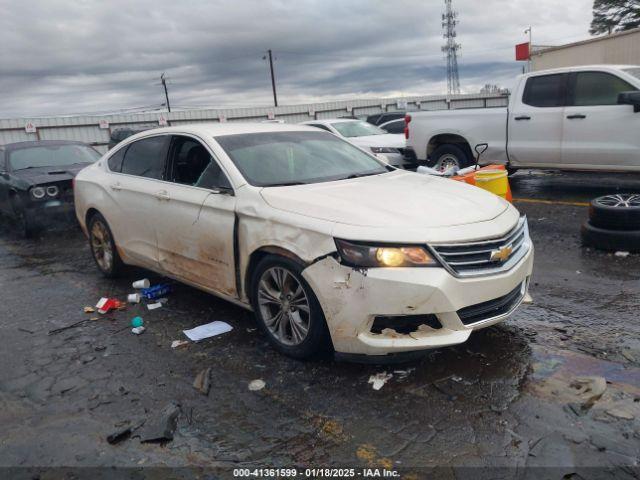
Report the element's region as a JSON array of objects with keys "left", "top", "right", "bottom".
[{"left": 0, "top": 93, "right": 508, "bottom": 153}]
